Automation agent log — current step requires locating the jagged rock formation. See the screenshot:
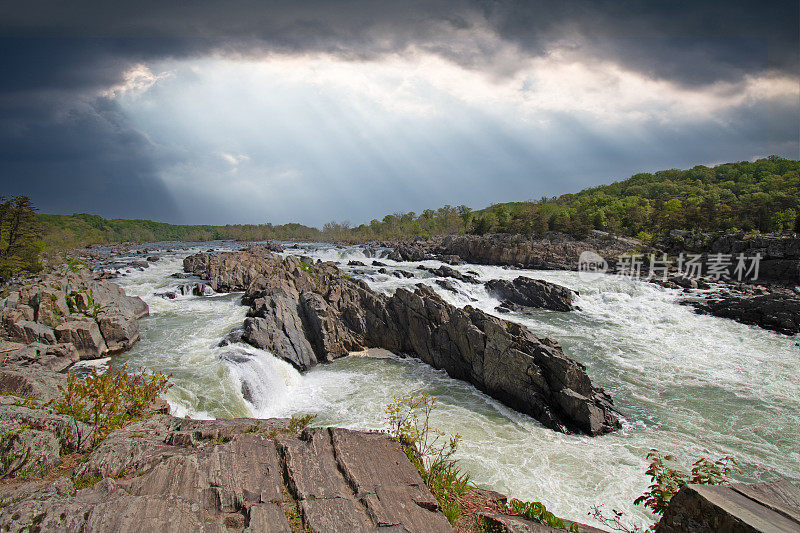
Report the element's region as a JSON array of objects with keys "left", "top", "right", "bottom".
[
  {"left": 184, "top": 249, "right": 620, "bottom": 435},
  {"left": 485, "top": 277, "right": 575, "bottom": 312},
  {"left": 0, "top": 270, "right": 148, "bottom": 358},
  {"left": 0, "top": 415, "right": 453, "bottom": 533},
  {"left": 658, "top": 230, "right": 800, "bottom": 283}
]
